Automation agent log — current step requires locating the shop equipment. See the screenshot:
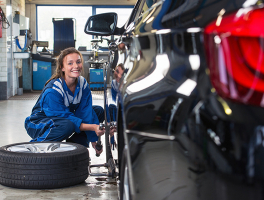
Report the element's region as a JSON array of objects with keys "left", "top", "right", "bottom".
[
  {"left": 53, "top": 18, "right": 76, "bottom": 56},
  {"left": 88, "top": 43, "right": 118, "bottom": 178},
  {"left": 87, "top": 38, "right": 106, "bottom": 91}
]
